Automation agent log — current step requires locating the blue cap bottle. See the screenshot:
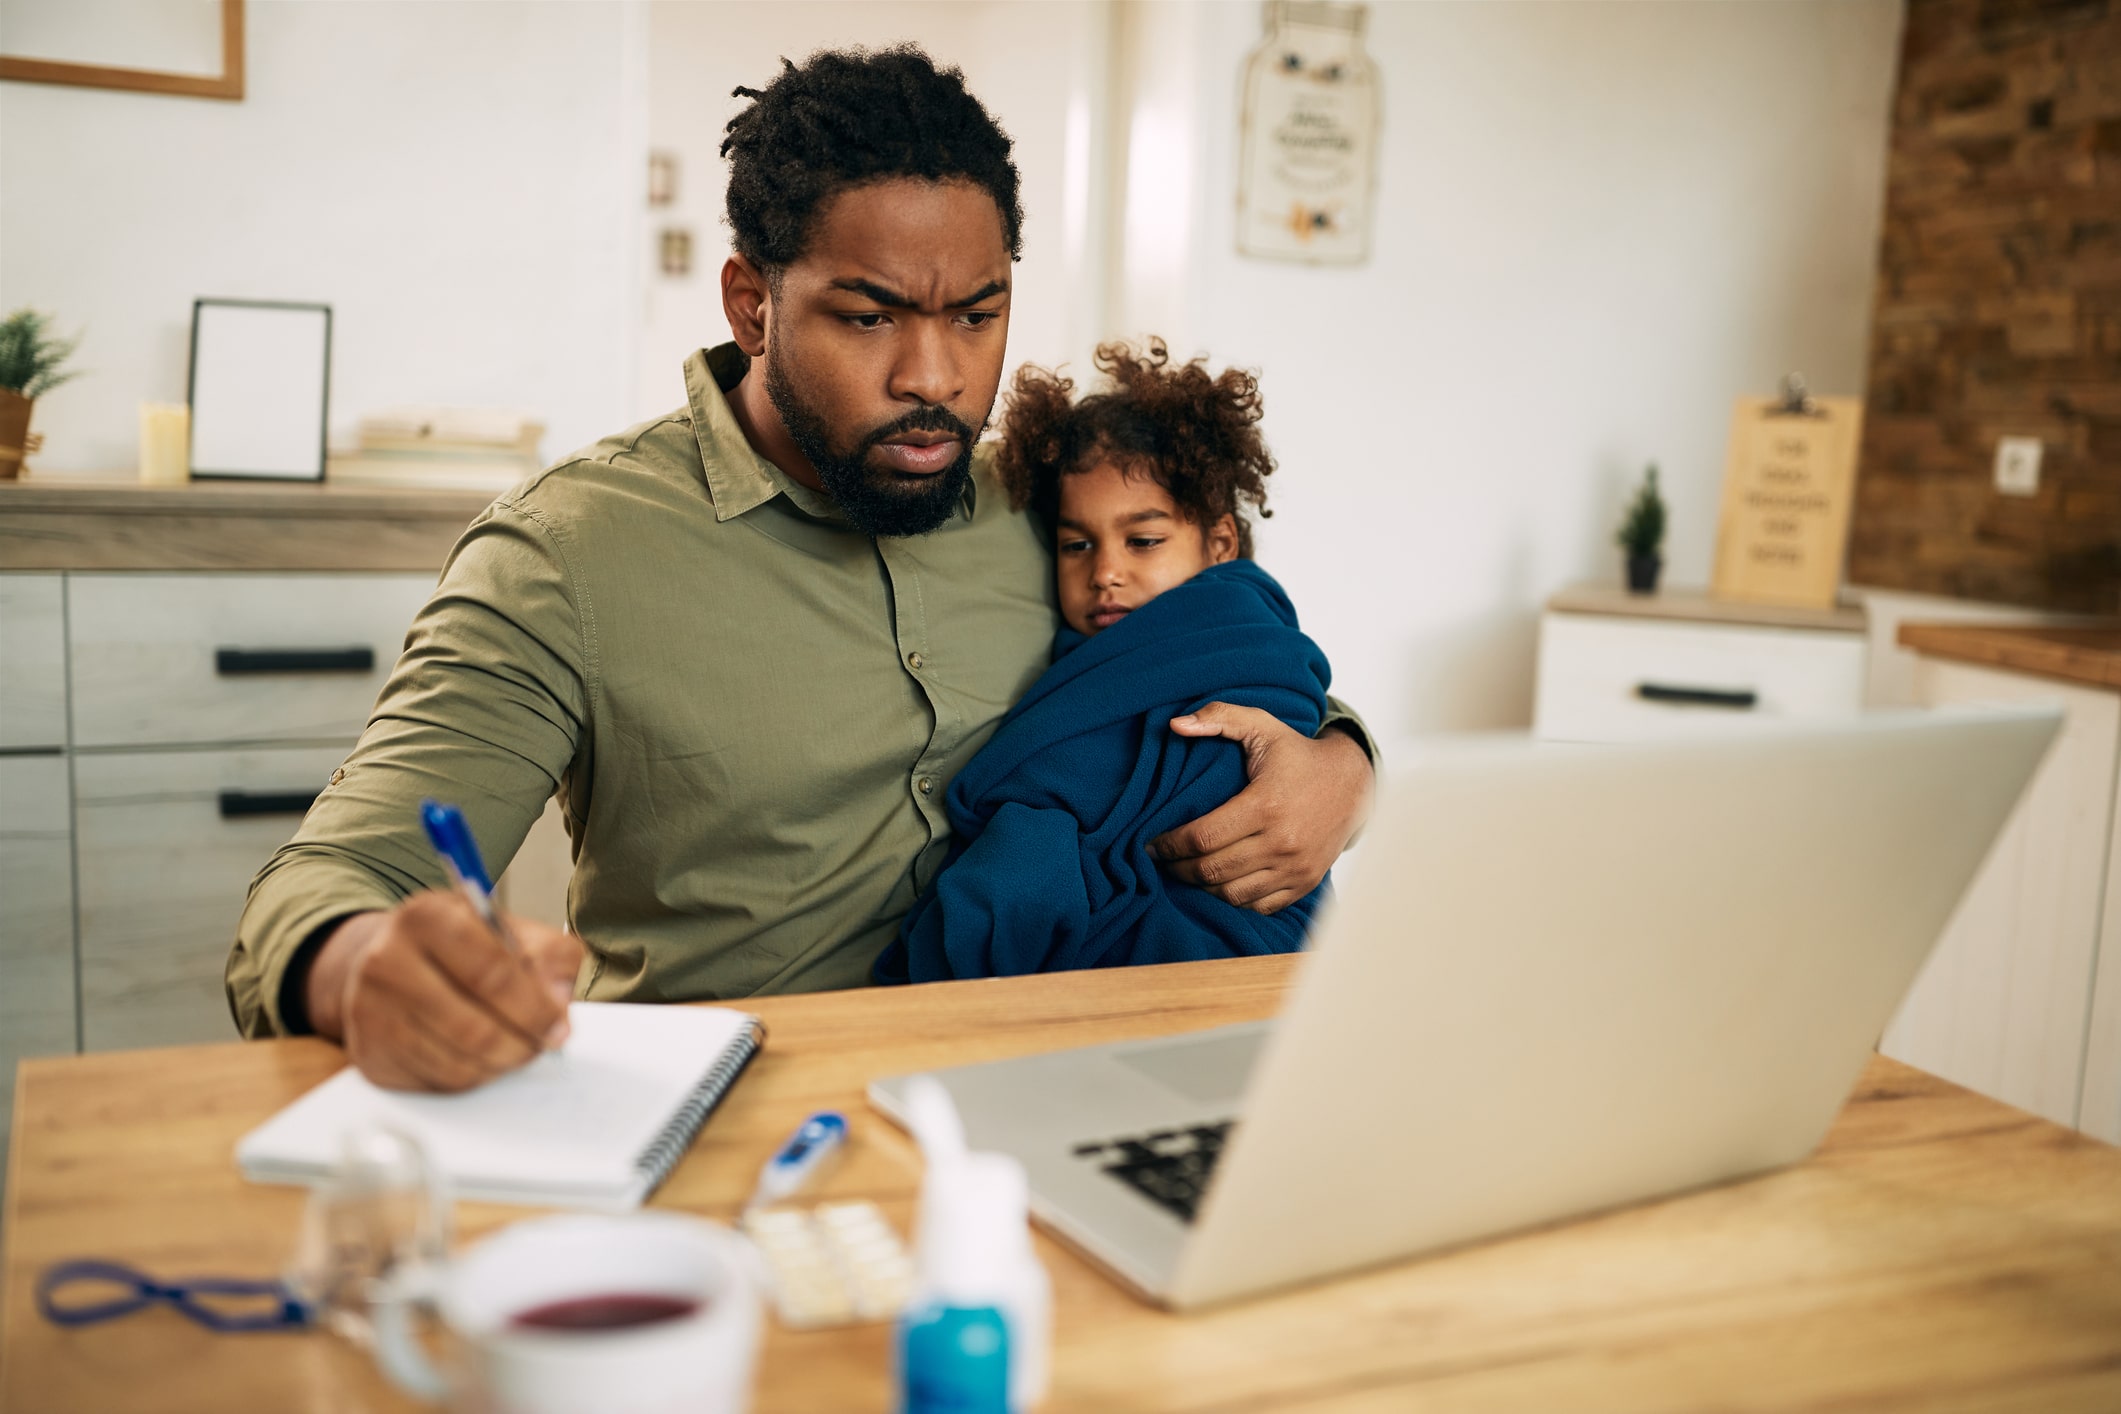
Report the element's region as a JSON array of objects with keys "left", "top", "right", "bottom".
[
  {"left": 898, "top": 1303, "right": 1011, "bottom": 1413},
  {"left": 894, "top": 1078, "right": 1051, "bottom": 1413}
]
